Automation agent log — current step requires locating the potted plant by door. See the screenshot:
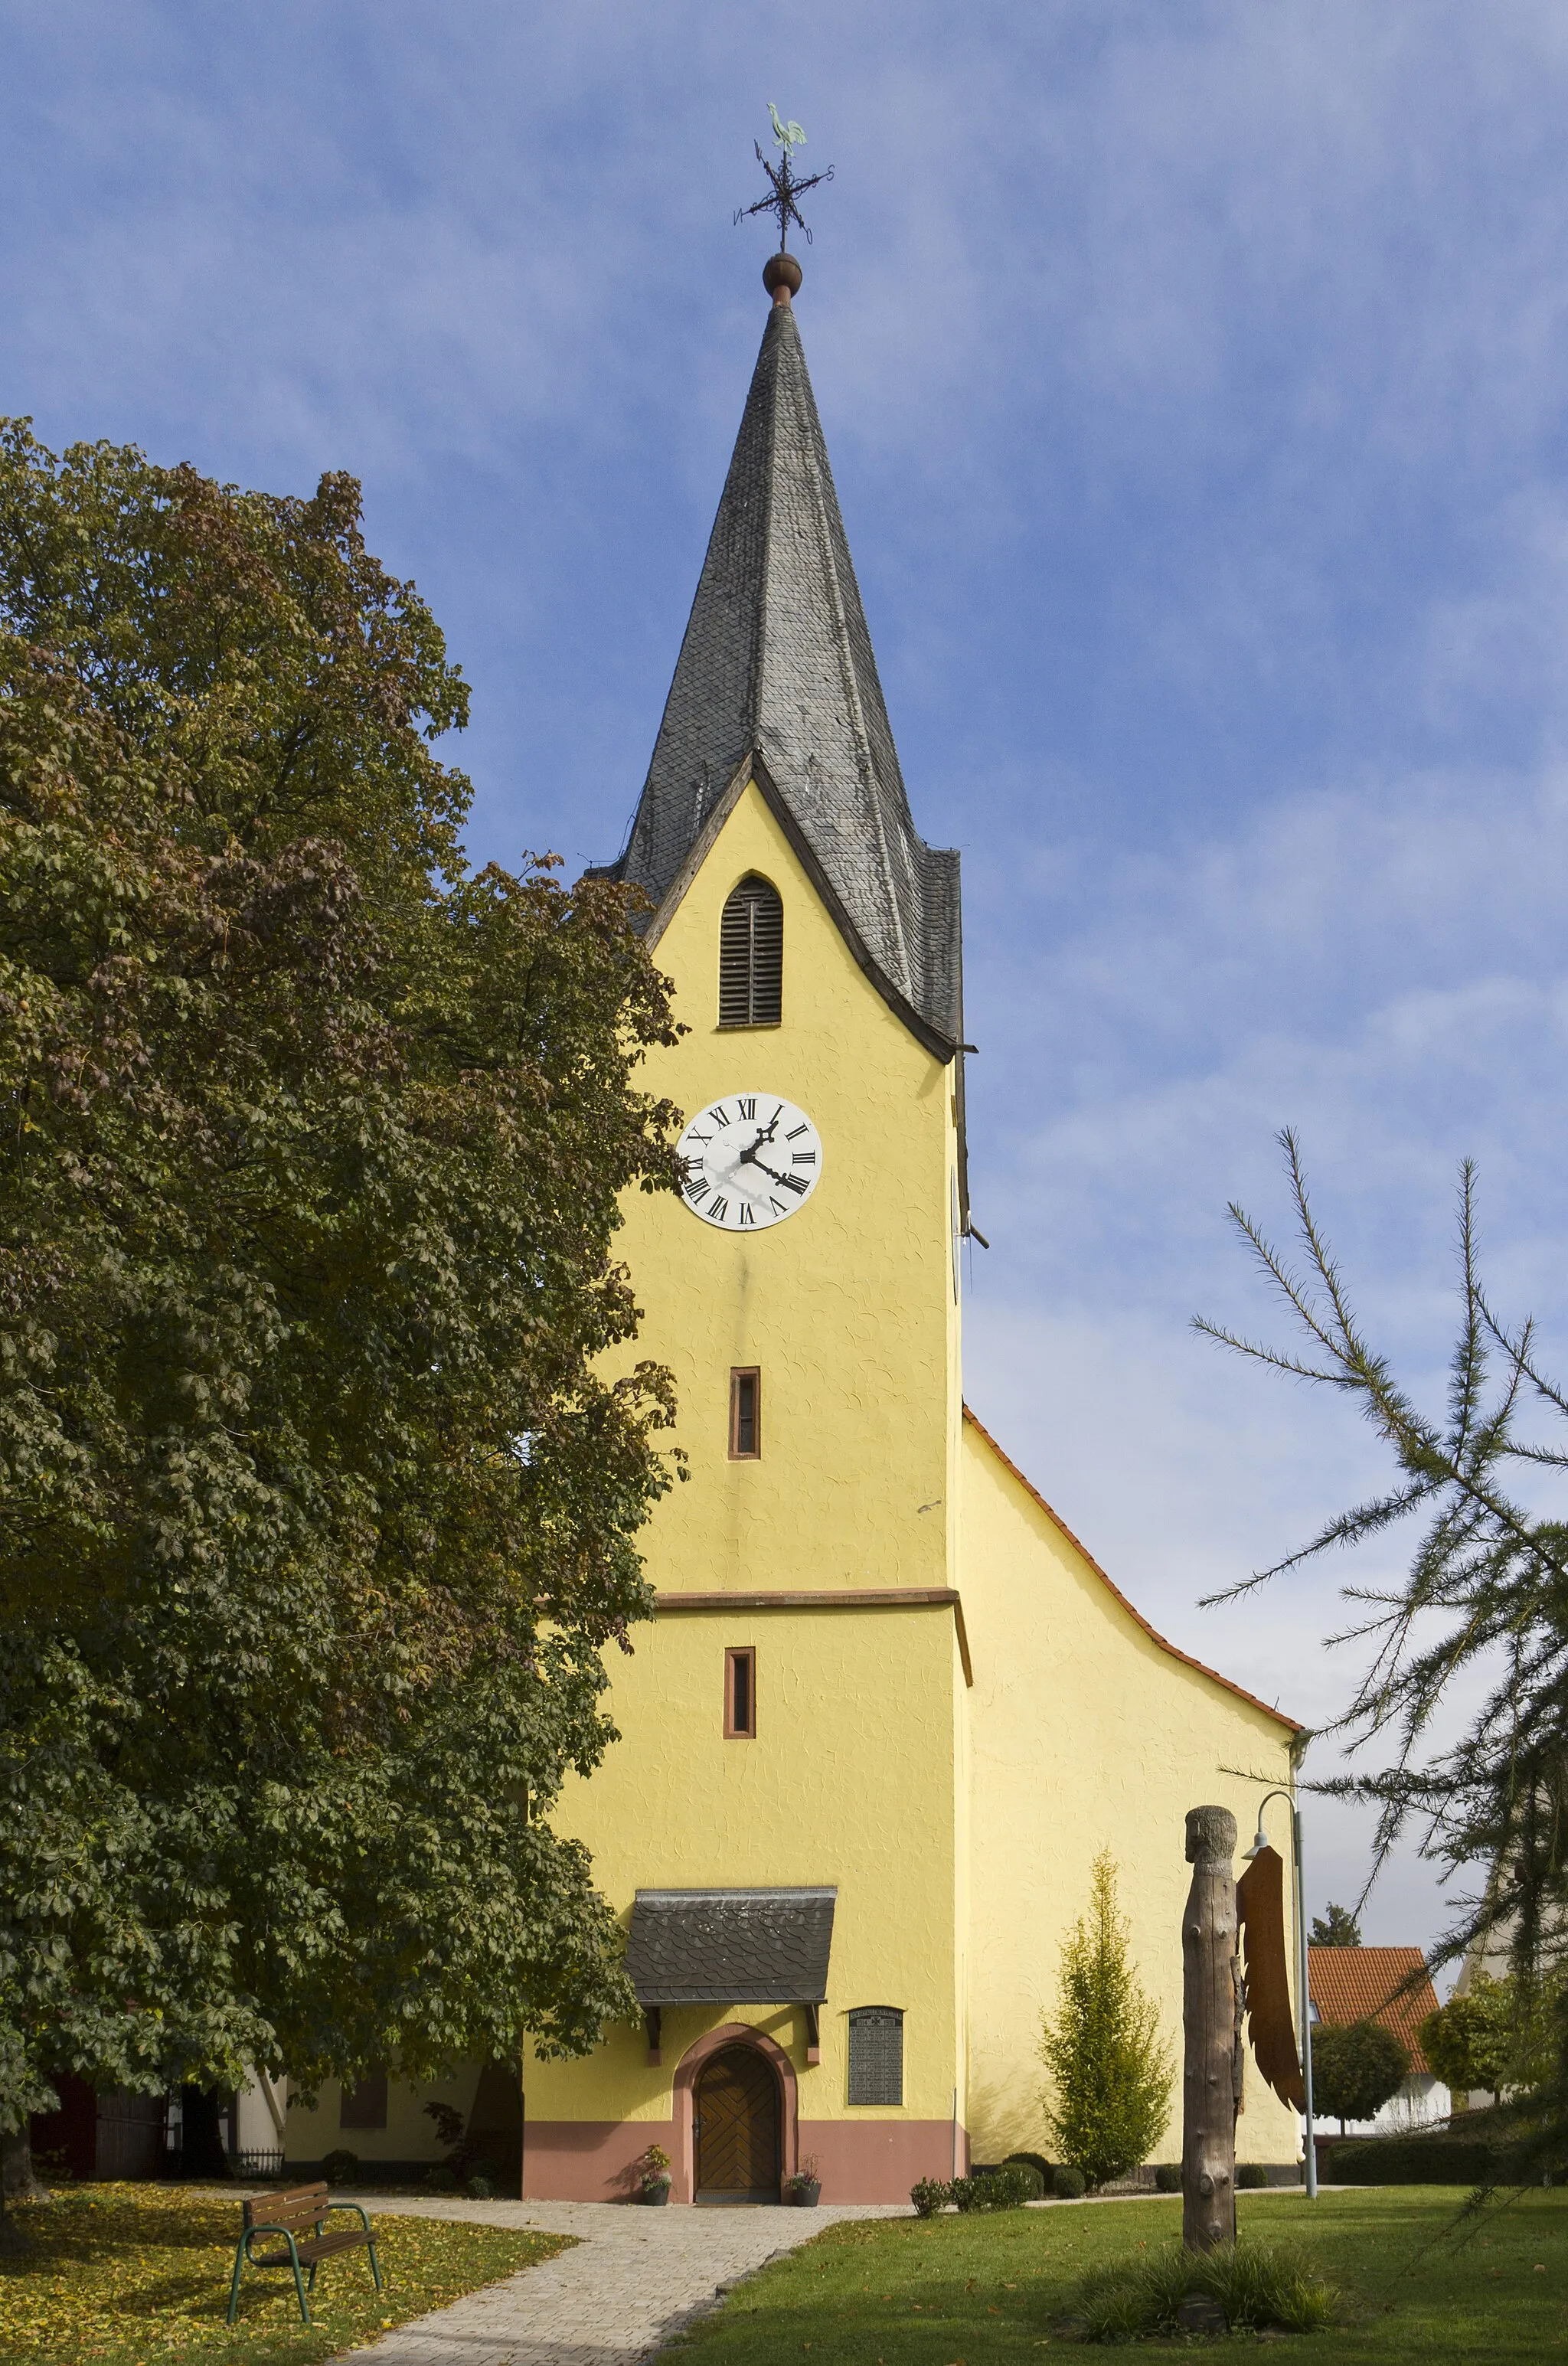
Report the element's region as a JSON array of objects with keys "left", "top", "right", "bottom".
[
  {"left": 782, "top": 2155, "right": 822, "bottom": 2206},
  {"left": 639, "top": 2144, "right": 673, "bottom": 2204}
]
